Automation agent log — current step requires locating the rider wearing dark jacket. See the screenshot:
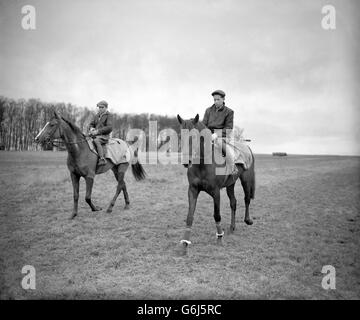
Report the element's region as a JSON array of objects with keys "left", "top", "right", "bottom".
[
  {"left": 203, "top": 90, "right": 243, "bottom": 173},
  {"left": 88, "top": 100, "right": 113, "bottom": 165},
  {"left": 203, "top": 95, "right": 234, "bottom": 138}
]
